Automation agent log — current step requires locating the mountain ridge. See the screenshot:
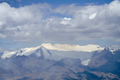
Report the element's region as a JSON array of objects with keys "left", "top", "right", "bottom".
[{"left": 0, "top": 46, "right": 120, "bottom": 80}]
